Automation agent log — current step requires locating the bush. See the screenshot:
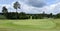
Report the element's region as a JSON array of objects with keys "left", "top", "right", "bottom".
[
  {"left": 0, "top": 15, "right": 6, "bottom": 19},
  {"left": 32, "top": 15, "right": 43, "bottom": 19},
  {"left": 55, "top": 13, "right": 60, "bottom": 18},
  {"left": 19, "top": 12, "right": 30, "bottom": 19},
  {"left": 6, "top": 12, "right": 17, "bottom": 19}
]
